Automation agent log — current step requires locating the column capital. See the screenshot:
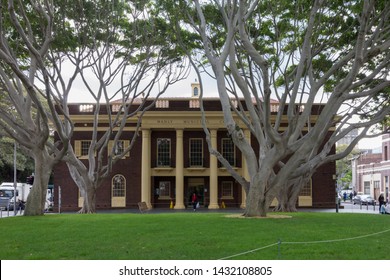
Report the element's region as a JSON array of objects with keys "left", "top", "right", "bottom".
[
  {"left": 142, "top": 128, "right": 150, "bottom": 137},
  {"left": 176, "top": 129, "right": 184, "bottom": 137}
]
